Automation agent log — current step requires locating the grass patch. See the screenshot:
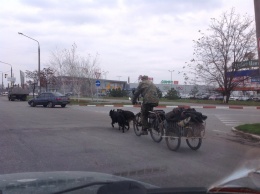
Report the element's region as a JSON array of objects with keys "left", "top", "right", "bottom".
[
  {"left": 160, "top": 98, "right": 260, "bottom": 106},
  {"left": 103, "top": 96, "right": 130, "bottom": 100},
  {"left": 69, "top": 99, "right": 90, "bottom": 106},
  {"left": 69, "top": 98, "right": 132, "bottom": 106},
  {"left": 236, "top": 123, "right": 260, "bottom": 135}
]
